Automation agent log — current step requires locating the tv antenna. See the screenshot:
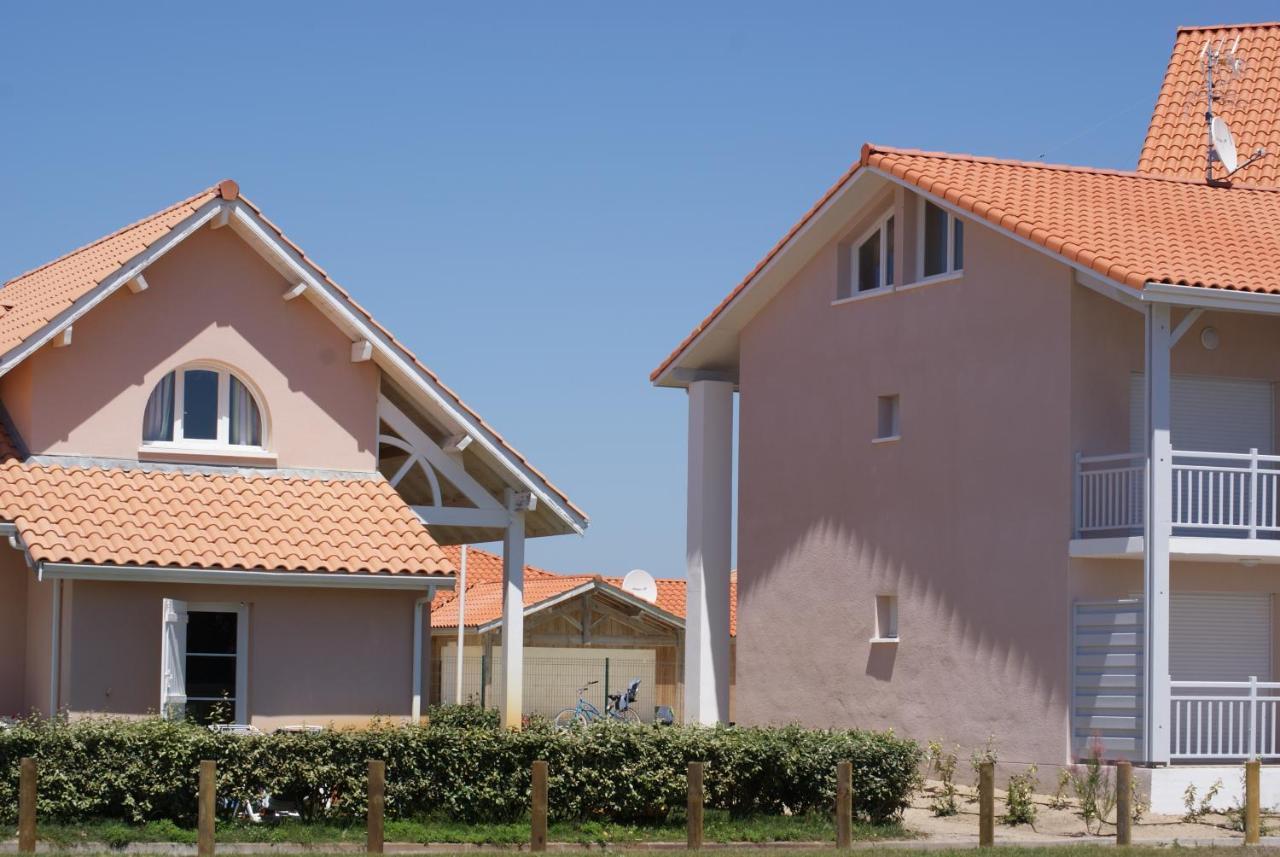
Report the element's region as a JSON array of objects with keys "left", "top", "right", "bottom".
[{"left": 1202, "top": 35, "right": 1267, "bottom": 183}]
